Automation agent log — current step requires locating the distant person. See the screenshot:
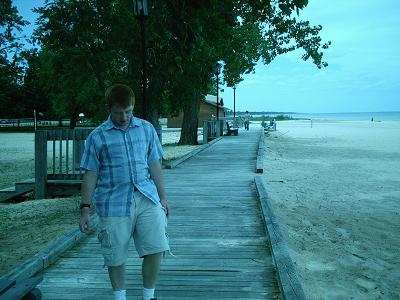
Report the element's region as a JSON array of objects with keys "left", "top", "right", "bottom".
[
  {"left": 371, "top": 117, "right": 374, "bottom": 122},
  {"left": 269, "top": 119, "right": 276, "bottom": 131},
  {"left": 79, "top": 84, "right": 170, "bottom": 300},
  {"left": 244, "top": 110, "right": 250, "bottom": 130}
]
